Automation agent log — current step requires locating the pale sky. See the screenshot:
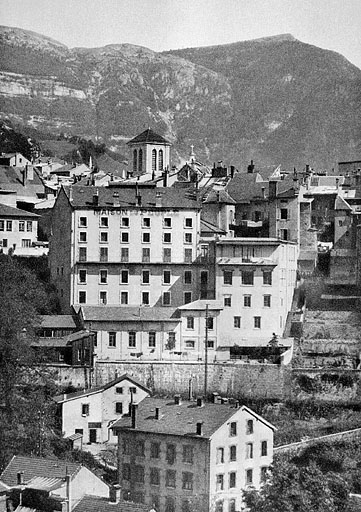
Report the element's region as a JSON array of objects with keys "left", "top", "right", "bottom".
[{"left": 1, "top": 0, "right": 361, "bottom": 69}]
